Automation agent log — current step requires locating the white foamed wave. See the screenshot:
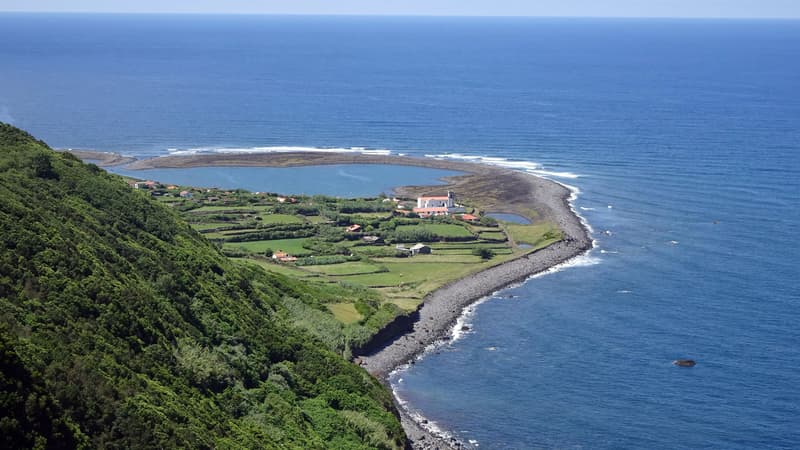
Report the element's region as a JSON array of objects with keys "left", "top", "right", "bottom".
[
  {"left": 165, "top": 145, "right": 392, "bottom": 157},
  {"left": 450, "top": 296, "right": 492, "bottom": 342},
  {"left": 528, "top": 252, "right": 602, "bottom": 279},
  {"left": 423, "top": 153, "right": 581, "bottom": 179},
  {"left": 580, "top": 206, "right": 596, "bottom": 211},
  {"left": 558, "top": 180, "right": 595, "bottom": 236},
  {"left": 390, "top": 379, "right": 459, "bottom": 444},
  {"left": 389, "top": 247, "right": 601, "bottom": 448}
]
